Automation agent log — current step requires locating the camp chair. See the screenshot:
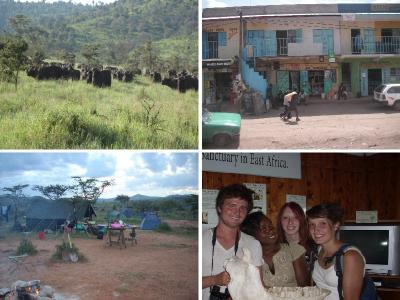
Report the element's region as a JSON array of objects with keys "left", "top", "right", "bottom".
[
  {"left": 8, "top": 254, "right": 30, "bottom": 274},
  {"left": 126, "top": 226, "right": 138, "bottom": 246}
]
